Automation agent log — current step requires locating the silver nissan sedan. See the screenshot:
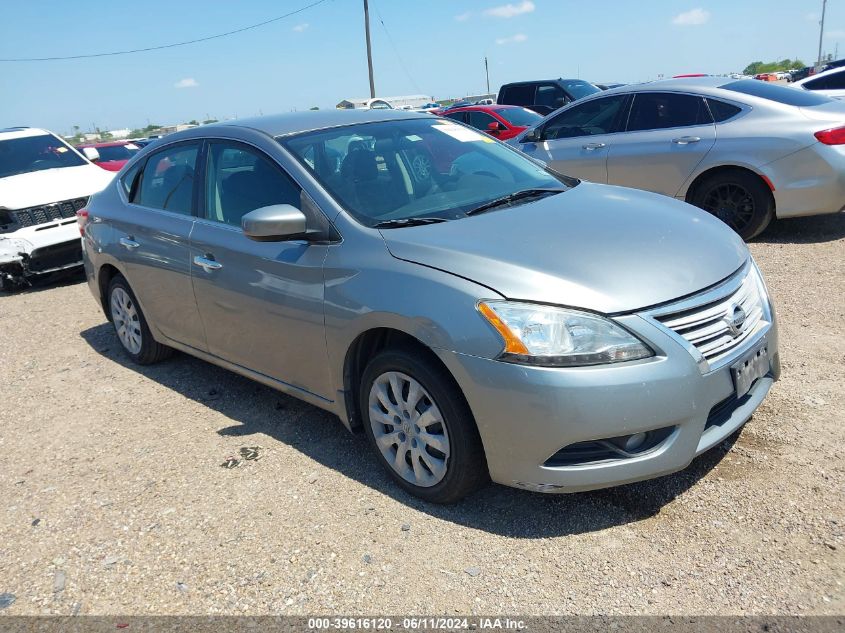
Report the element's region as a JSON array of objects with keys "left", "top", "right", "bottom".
[{"left": 80, "top": 109, "right": 780, "bottom": 503}]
